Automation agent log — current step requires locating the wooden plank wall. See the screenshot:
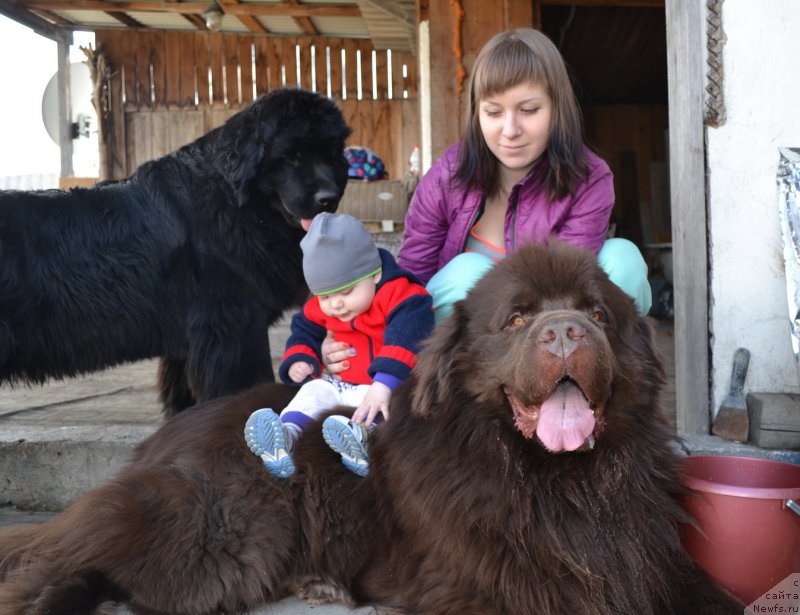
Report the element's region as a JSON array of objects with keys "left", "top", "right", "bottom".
[
  {"left": 95, "top": 30, "right": 419, "bottom": 179},
  {"left": 584, "top": 104, "right": 670, "bottom": 245}
]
